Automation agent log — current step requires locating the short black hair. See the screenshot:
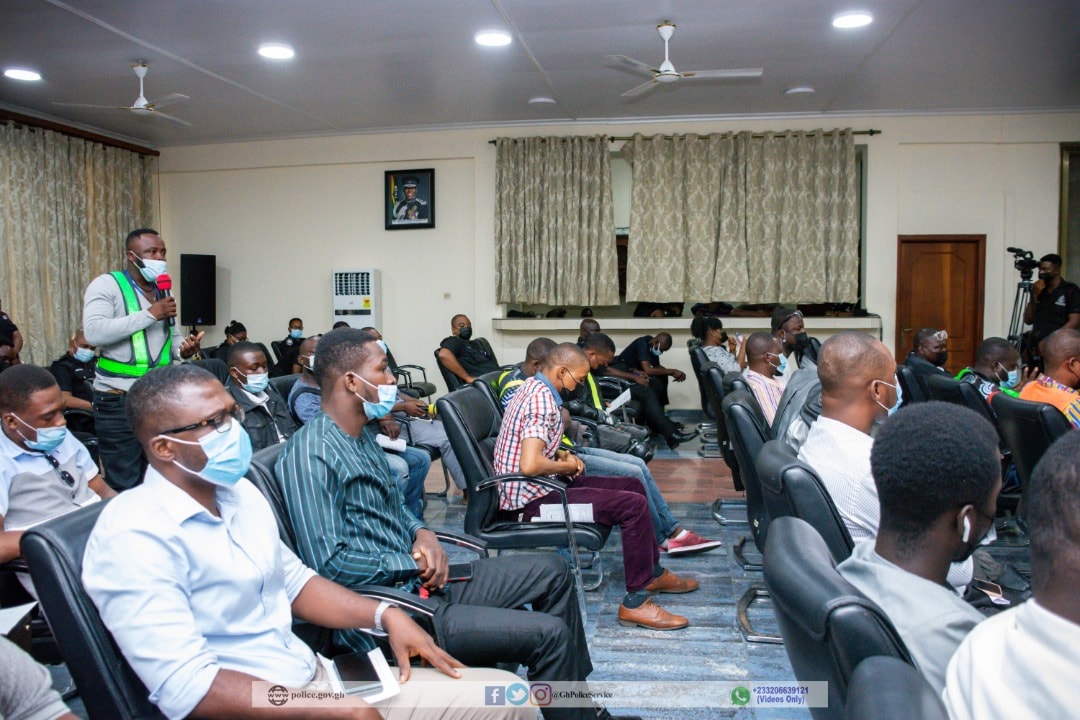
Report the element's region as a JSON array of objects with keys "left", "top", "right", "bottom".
[
  {"left": 871, "top": 401, "right": 1000, "bottom": 547},
  {"left": 525, "top": 337, "right": 556, "bottom": 364},
  {"left": 1042, "top": 328, "right": 1080, "bottom": 369},
  {"left": 583, "top": 332, "right": 616, "bottom": 355},
  {"left": 224, "top": 320, "right": 246, "bottom": 337},
  {"left": 358, "top": 326, "right": 377, "bottom": 333},
  {"left": 0, "top": 334, "right": 13, "bottom": 348},
  {"left": 690, "top": 315, "right": 723, "bottom": 340},
  {"left": 914, "top": 327, "right": 941, "bottom": 350},
  {"left": 126, "top": 364, "right": 219, "bottom": 441},
  {"left": 544, "top": 342, "right": 588, "bottom": 370},
  {"left": 746, "top": 331, "right": 778, "bottom": 359},
  {"left": 0, "top": 364, "right": 58, "bottom": 413},
  {"left": 974, "top": 337, "right": 1015, "bottom": 366},
  {"left": 313, "top": 327, "right": 377, "bottom": 388},
  {"left": 332, "top": 321, "right": 350, "bottom": 330},
  {"left": 226, "top": 340, "right": 265, "bottom": 368},
  {"left": 771, "top": 306, "right": 799, "bottom": 332},
  {"left": 1040, "top": 253, "right": 1062, "bottom": 267},
  {"left": 124, "top": 228, "right": 159, "bottom": 249},
  {"left": 288, "top": 317, "right": 303, "bottom": 326},
  {"left": 1028, "top": 431, "right": 1080, "bottom": 596}
]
